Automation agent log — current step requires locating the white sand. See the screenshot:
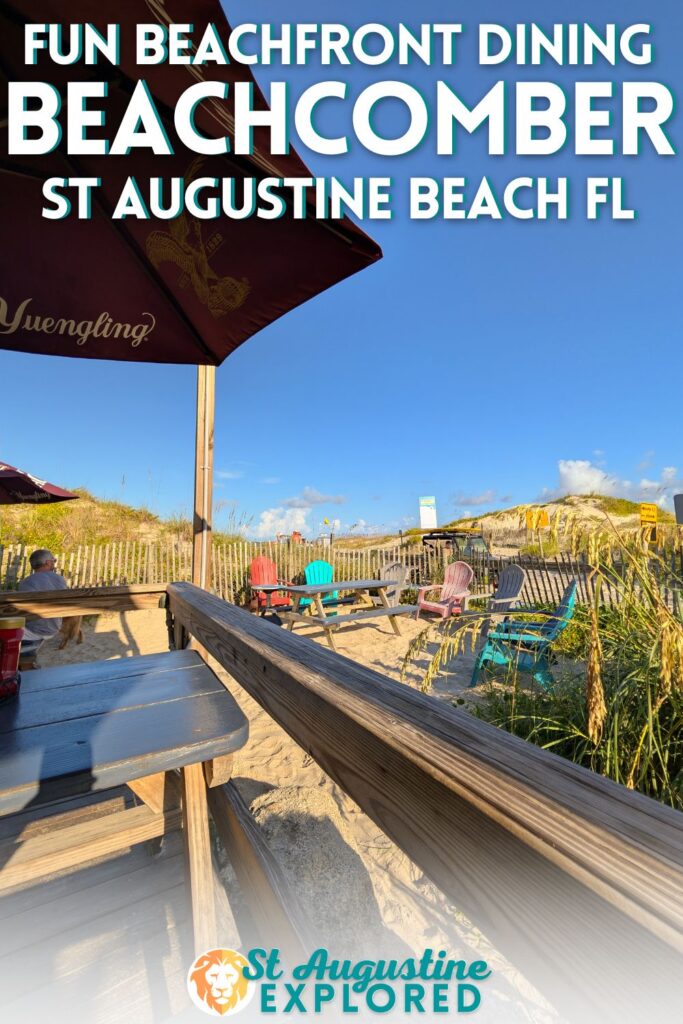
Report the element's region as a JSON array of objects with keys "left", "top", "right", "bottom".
[{"left": 37, "top": 609, "right": 557, "bottom": 1022}]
